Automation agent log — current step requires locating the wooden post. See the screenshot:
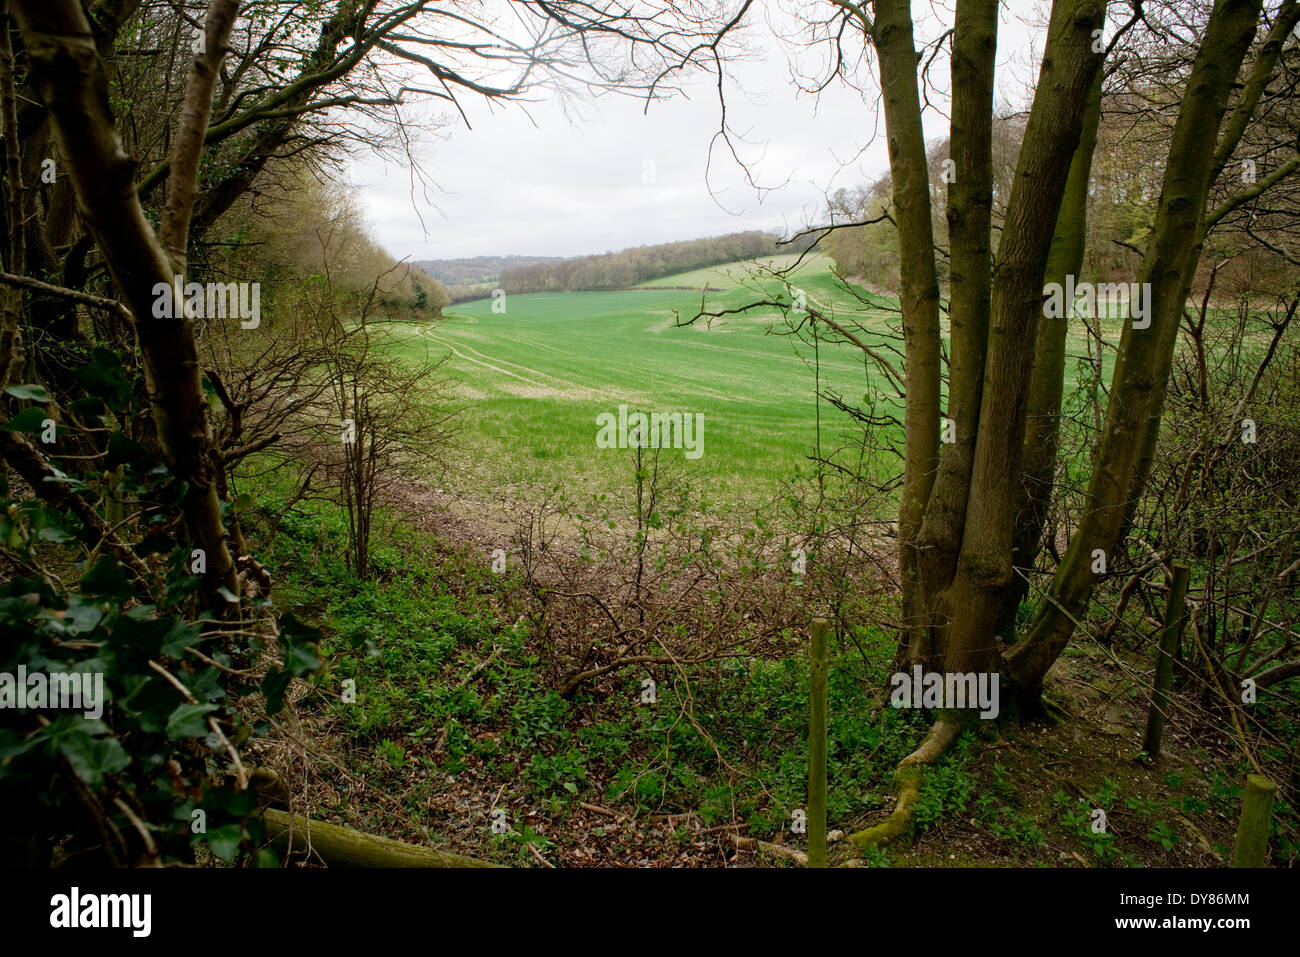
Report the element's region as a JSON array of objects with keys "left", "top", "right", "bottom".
[
  {"left": 1230, "top": 774, "right": 1277, "bottom": 868},
  {"left": 1141, "top": 563, "right": 1190, "bottom": 758},
  {"left": 808, "top": 618, "right": 829, "bottom": 868},
  {"left": 1291, "top": 730, "right": 1300, "bottom": 797}
]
